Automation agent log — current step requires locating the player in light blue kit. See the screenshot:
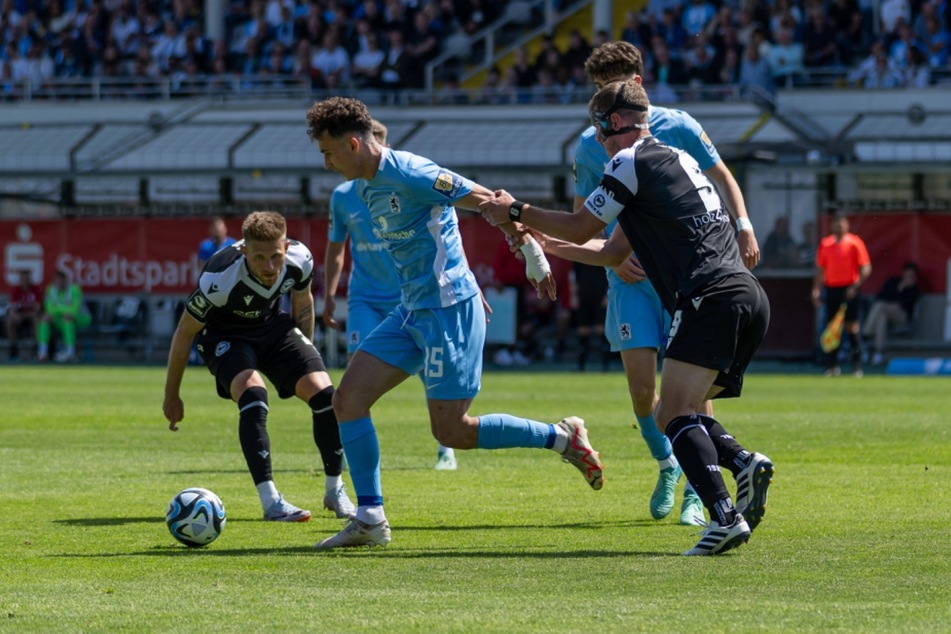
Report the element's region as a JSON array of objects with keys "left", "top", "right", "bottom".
[
  {"left": 323, "top": 119, "right": 458, "bottom": 471},
  {"left": 548, "top": 42, "right": 760, "bottom": 526},
  {"left": 306, "top": 97, "right": 605, "bottom": 550}
]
